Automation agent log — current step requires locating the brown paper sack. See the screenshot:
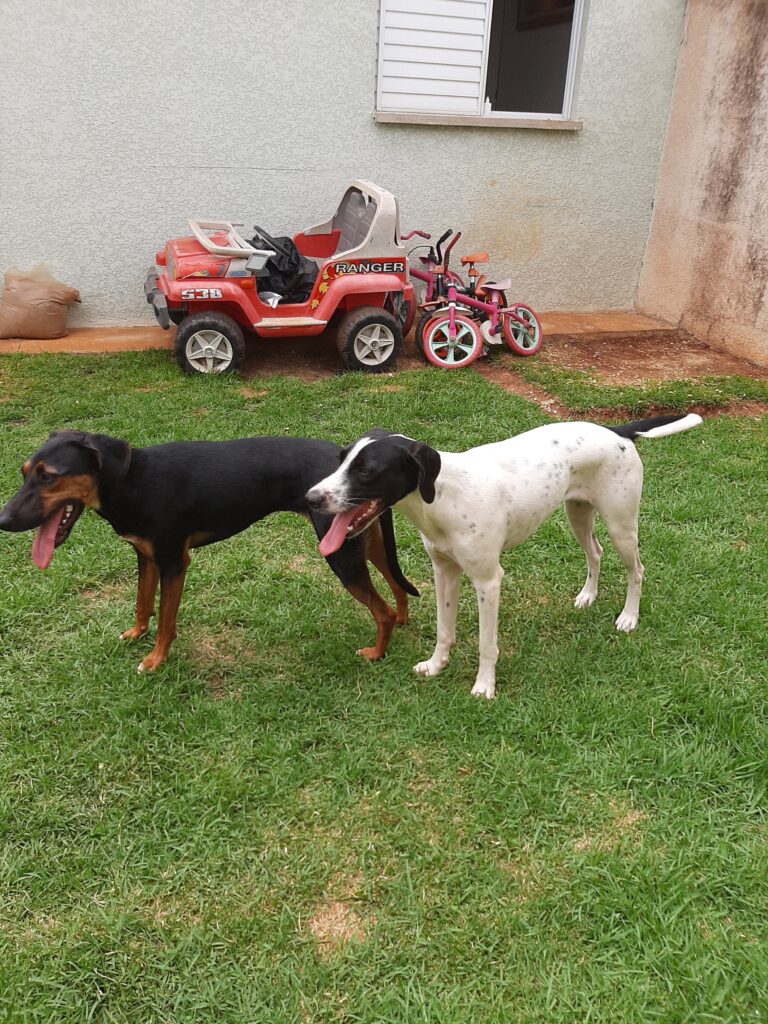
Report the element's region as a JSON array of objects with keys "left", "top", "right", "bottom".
[{"left": 0, "top": 265, "right": 81, "bottom": 339}]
